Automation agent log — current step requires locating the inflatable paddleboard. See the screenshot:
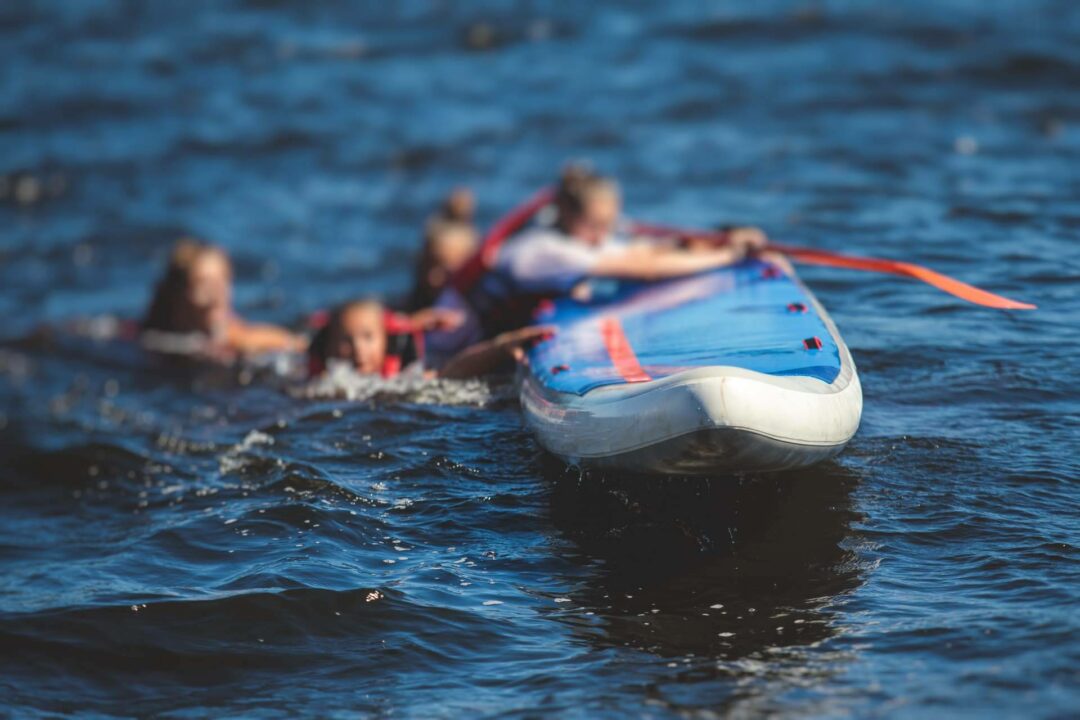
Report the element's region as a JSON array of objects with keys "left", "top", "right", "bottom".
[{"left": 519, "top": 256, "right": 862, "bottom": 474}]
